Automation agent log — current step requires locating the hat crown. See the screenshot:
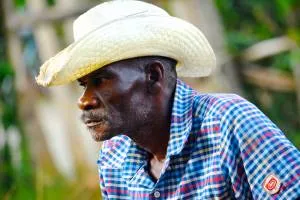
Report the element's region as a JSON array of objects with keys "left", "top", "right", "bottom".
[{"left": 73, "top": 0, "right": 169, "bottom": 41}]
